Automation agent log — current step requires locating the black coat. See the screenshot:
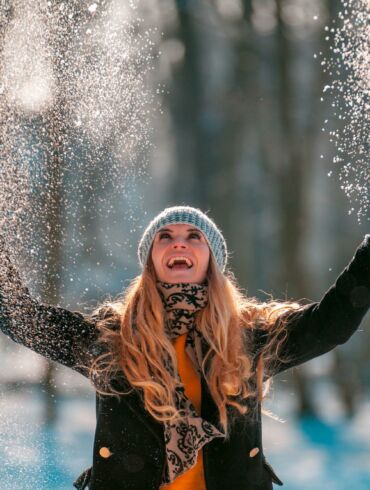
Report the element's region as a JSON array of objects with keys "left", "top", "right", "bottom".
[{"left": 0, "top": 235, "right": 369, "bottom": 490}]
